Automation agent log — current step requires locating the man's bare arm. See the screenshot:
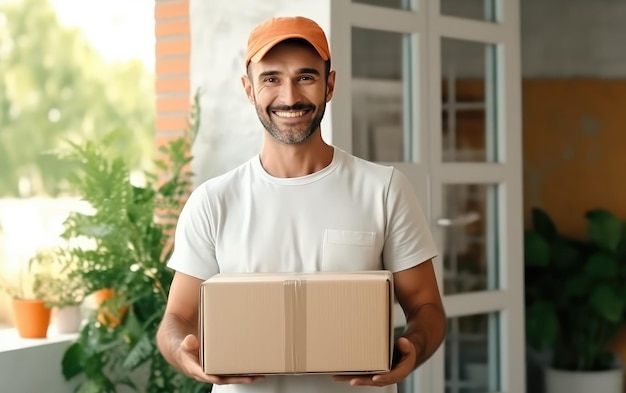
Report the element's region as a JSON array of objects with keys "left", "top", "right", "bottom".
[
  {"left": 156, "top": 272, "right": 263, "bottom": 385},
  {"left": 395, "top": 259, "right": 446, "bottom": 369},
  {"left": 335, "top": 260, "right": 446, "bottom": 387}
]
